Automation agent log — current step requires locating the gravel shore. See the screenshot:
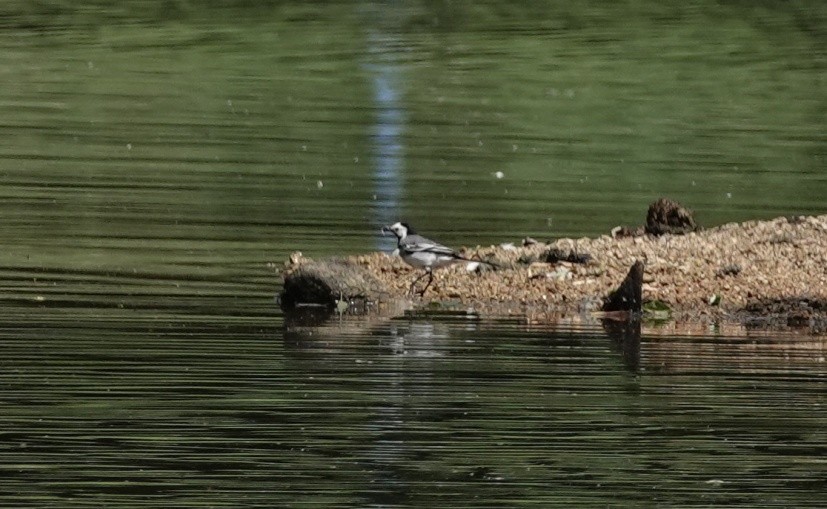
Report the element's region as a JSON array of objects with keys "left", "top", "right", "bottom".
[
  {"left": 353, "top": 215, "right": 827, "bottom": 325},
  {"left": 284, "top": 214, "right": 827, "bottom": 329}
]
